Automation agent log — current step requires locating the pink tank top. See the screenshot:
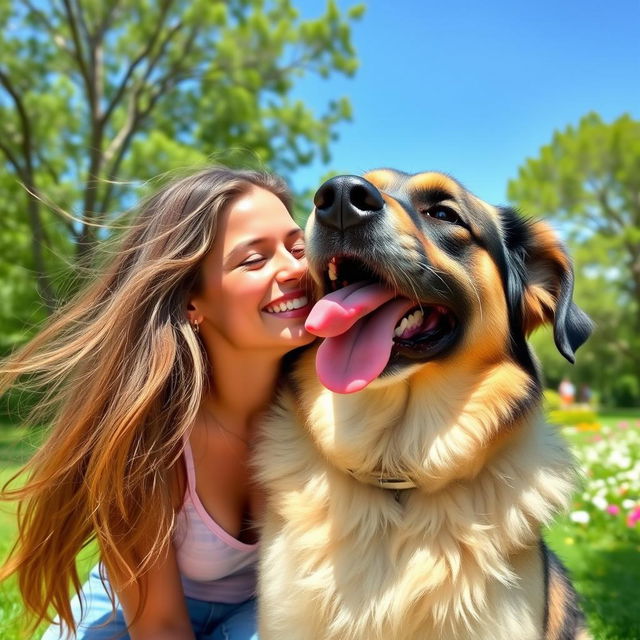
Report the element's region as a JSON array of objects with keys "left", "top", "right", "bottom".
[{"left": 173, "top": 438, "right": 258, "bottom": 603}]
